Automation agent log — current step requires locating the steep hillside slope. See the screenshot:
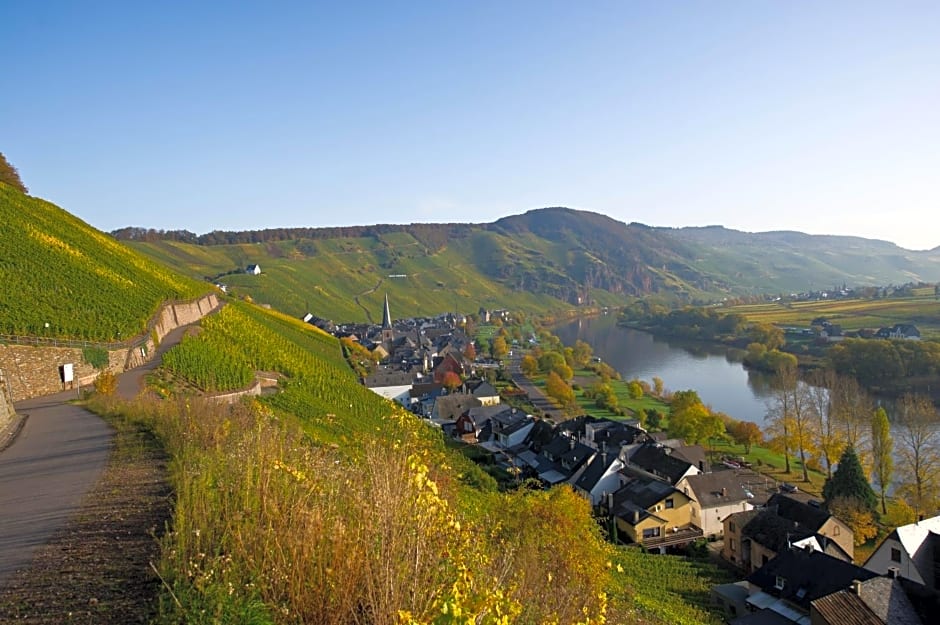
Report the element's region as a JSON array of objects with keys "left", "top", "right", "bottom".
[
  {"left": 0, "top": 183, "right": 209, "bottom": 340},
  {"left": 120, "top": 207, "right": 940, "bottom": 322}
]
